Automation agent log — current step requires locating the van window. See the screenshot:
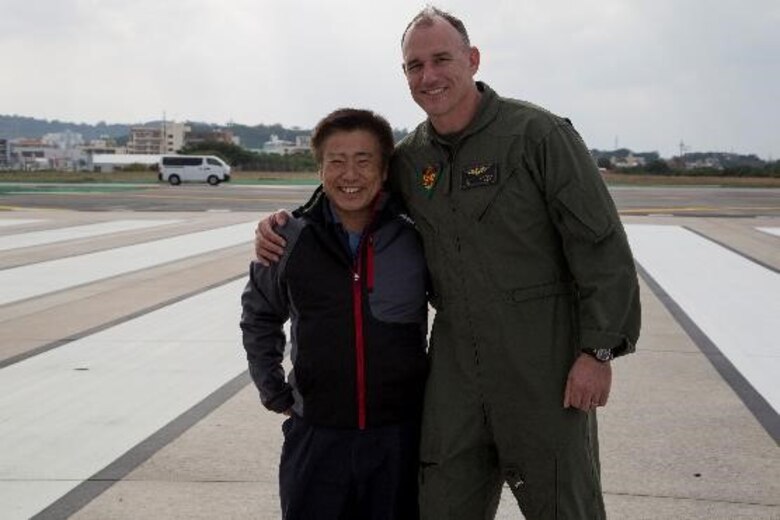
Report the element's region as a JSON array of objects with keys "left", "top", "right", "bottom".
[
  {"left": 163, "top": 157, "right": 202, "bottom": 166},
  {"left": 207, "top": 158, "right": 222, "bottom": 166}
]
